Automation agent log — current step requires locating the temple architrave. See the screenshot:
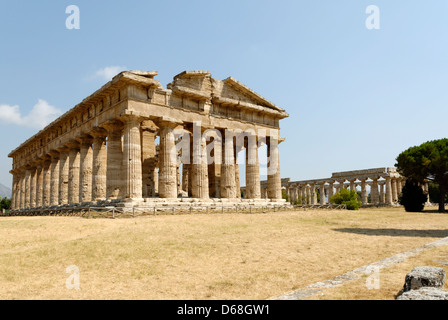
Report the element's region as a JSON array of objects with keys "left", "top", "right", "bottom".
[{"left": 8, "top": 70, "right": 289, "bottom": 211}]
